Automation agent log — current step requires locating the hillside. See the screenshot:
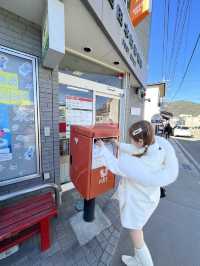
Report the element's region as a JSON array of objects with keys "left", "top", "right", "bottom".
[{"left": 164, "top": 101, "right": 200, "bottom": 117}]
